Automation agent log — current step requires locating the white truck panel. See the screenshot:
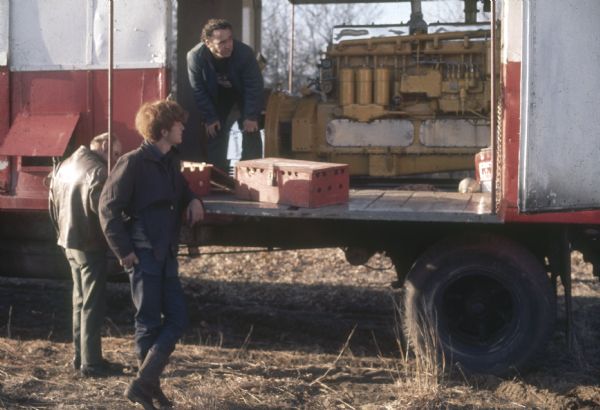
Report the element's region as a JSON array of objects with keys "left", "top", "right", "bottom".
[
  {"left": 0, "top": 0, "right": 9, "bottom": 66},
  {"left": 501, "top": 0, "right": 522, "bottom": 64},
  {"left": 9, "top": 0, "right": 169, "bottom": 71},
  {"left": 519, "top": 0, "right": 600, "bottom": 212}
]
